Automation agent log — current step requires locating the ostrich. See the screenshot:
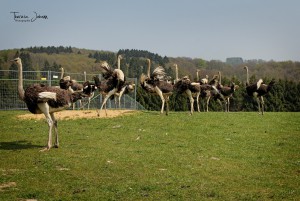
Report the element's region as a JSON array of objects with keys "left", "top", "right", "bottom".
[
  {"left": 81, "top": 71, "right": 95, "bottom": 110},
  {"left": 58, "top": 68, "right": 83, "bottom": 109},
  {"left": 197, "top": 70, "right": 209, "bottom": 85},
  {"left": 196, "top": 71, "right": 219, "bottom": 112},
  {"left": 140, "top": 59, "right": 173, "bottom": 115},
  {"left": 12, "top": 57, "right": 86, "bottom": 151},
  {"left": 174, "top": 64, "right": 200, "bottom": 114},
  {"left": 114, "top": 81, "right": 135, "bottom": 109},
  {"left": 96, "top": 61, "right": 126, "bottom": 116},
  {"left": 69, "top": 79, "right": 83, "bottom": 109},
  {"left": 113, "top": 55, "right": 136, "bottom": 108},
  {"left": 216, "top": 71, "right": 238, "bottom": 112},
  {"left": 244, "top": 66, "right": 275, "bottom": 115},
  {"left": 59, "top": 68, "right": 71, "bottom": 90},
  {"left": 218, "top": 82, "right": 238, "bottom": 112},
  {"left": 92, "top": 75, "right": 110, "bottom": 115}
]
